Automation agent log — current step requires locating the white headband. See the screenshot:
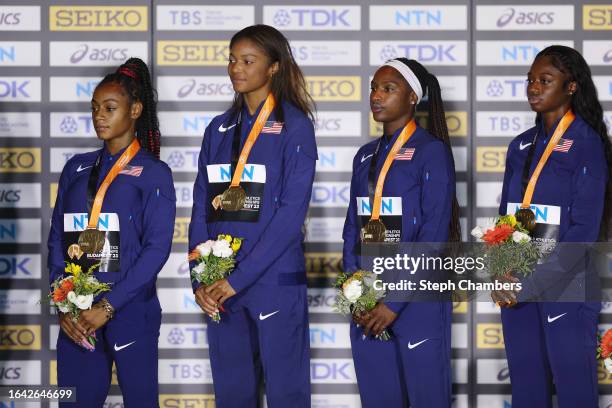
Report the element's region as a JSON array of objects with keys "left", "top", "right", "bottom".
[{"left": 382, "top": 60, "right": 424, "bottom": 103}]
